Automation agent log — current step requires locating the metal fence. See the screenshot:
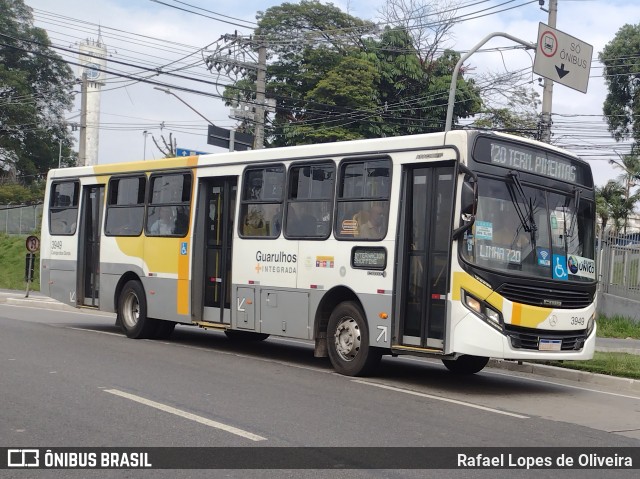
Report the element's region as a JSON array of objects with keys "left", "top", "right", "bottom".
[
  {"left": 0, "top": 204, "right": 43, "bottom": 235},
  {"left": 597, "top": 231, "right": 640, "bottom": 320}
]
